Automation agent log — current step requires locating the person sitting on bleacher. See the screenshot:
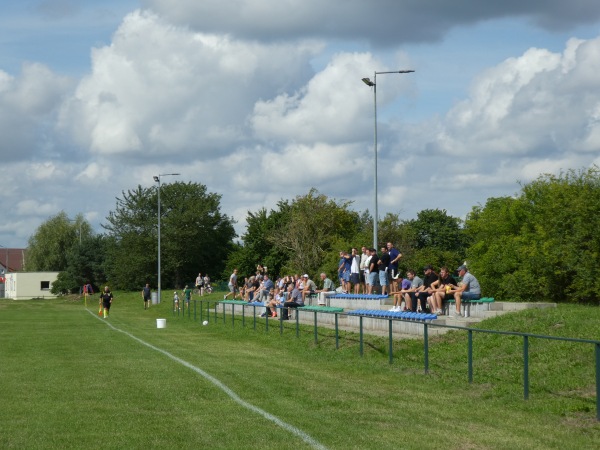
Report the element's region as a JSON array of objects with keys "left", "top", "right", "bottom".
[
  {"left": 403, "top": 270, "right": 423, "bottom": 312},
  {"left": 390, "top": 274, "right": 411, "bottom": 311},
  {"left": 263, "top": 287, "right": 280, "bottom": 318},
  {"left": 429, "top": 266, "right": 456, "bottom": 315},
  {"left": 316, "top": 272, "right": 336, "bottom": 306},
  {"left": 415, "top": 265, "right": 438, "bottom": 312},
  {"left": 257, "top": 274, "right": 274, "bottom": 303},
  {"left": 448, "top": 265, "right": 481, "bottom": 318},
  {"left": 301, "top": 274, "right": 317, "bottom": 304},
  {"left": 281, "top": 282, "right": 304, "bottom": 320}
]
